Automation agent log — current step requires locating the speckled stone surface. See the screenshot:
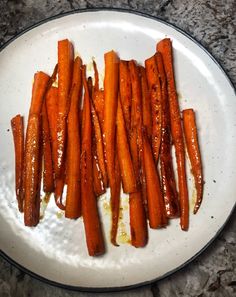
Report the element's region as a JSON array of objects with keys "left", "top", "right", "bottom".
[{"left": 0, "top": 1, "right": 235, "bottom": 296}]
